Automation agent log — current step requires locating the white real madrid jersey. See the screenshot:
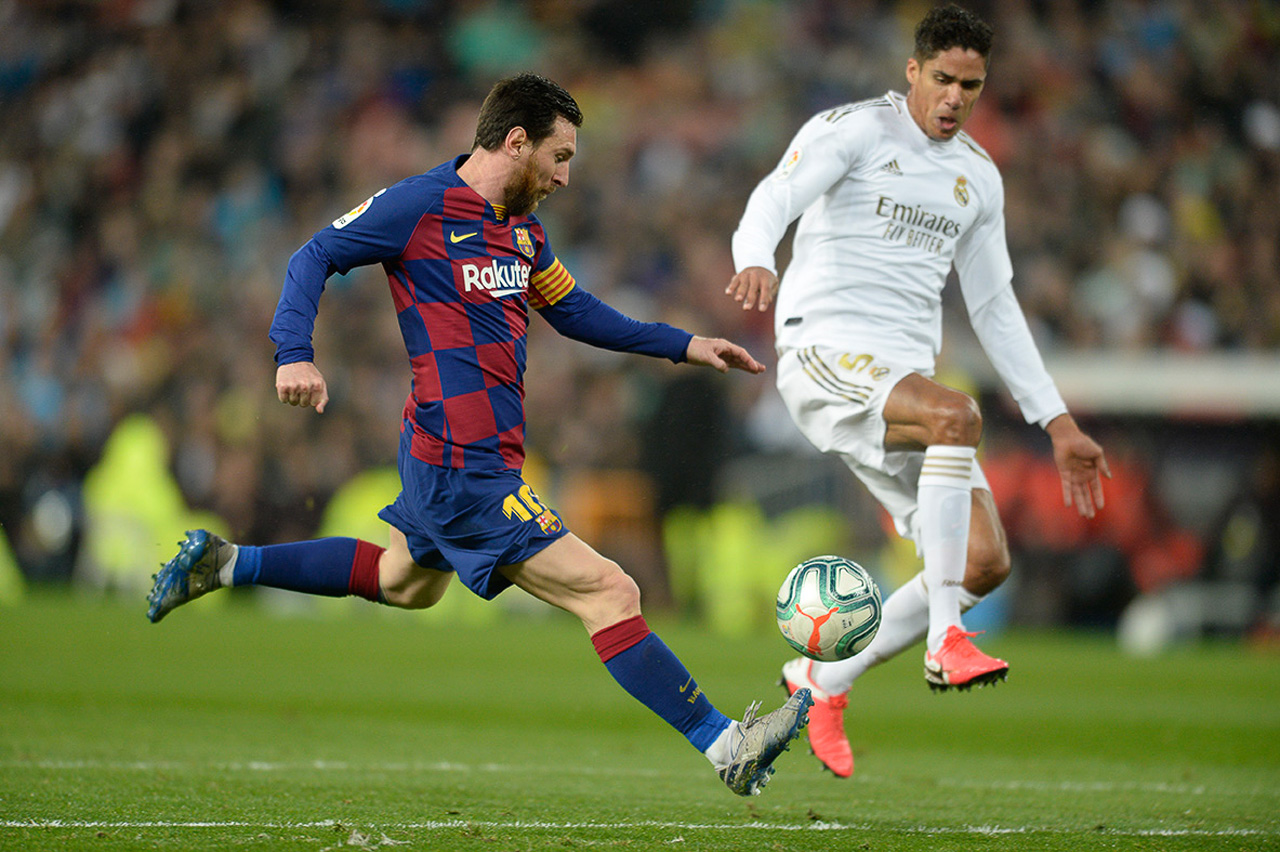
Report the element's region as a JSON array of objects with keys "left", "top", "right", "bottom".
[{"left": 732, "top": 91, "right": 1066, "bottom": 426}]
